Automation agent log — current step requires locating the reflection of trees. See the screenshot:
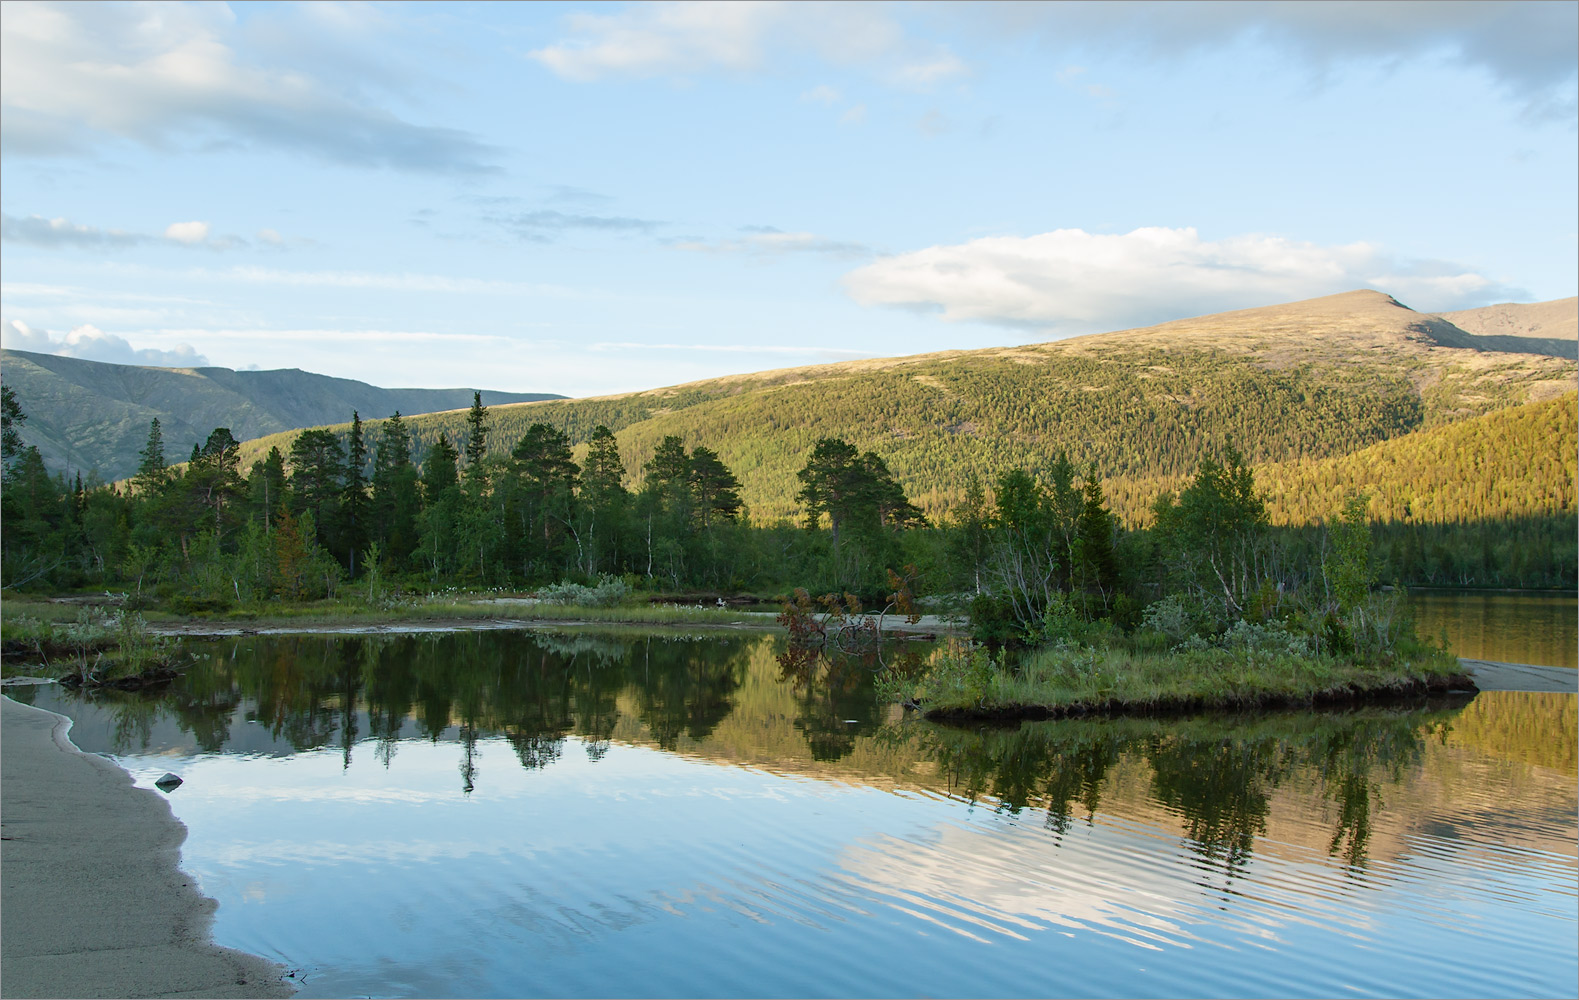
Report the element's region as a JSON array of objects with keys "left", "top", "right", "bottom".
[
  {"left": 922, "top": 707, "right": 1458, "bottom": 870},
  {"left": 1145, "top": 735, "right": 1290, "bottom": 873},
  {"left": 67, "top": 630, "right": 765, "bottom": 791},
  {"left": 777, "top": 643, "right": 927, "bottom": 762},
  {"left": 635, "top": 638, "right": 742, "bottom": 751}
]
